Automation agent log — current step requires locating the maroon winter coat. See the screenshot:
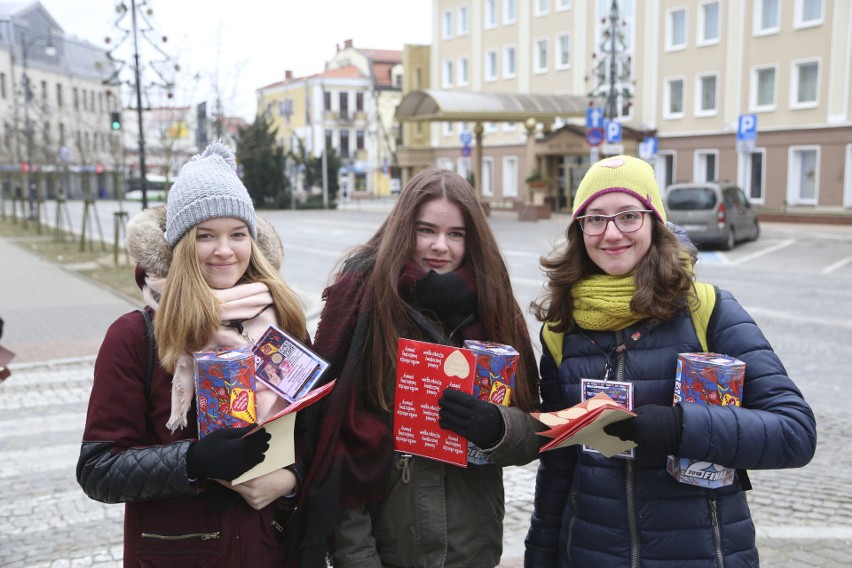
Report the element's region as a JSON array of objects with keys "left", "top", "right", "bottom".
[{"left": 77, "top": 309, "right": 291, "bottom": 567}]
